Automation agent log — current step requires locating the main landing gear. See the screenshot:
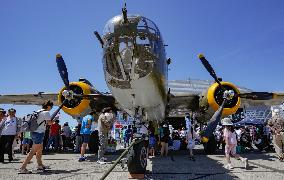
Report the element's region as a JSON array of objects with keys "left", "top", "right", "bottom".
[
  {"left": 126, "top": 107, "right": 147, "bottom": 174},
  {"left": 127, "top": 140, "right": 147, "bottom": 174}
]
